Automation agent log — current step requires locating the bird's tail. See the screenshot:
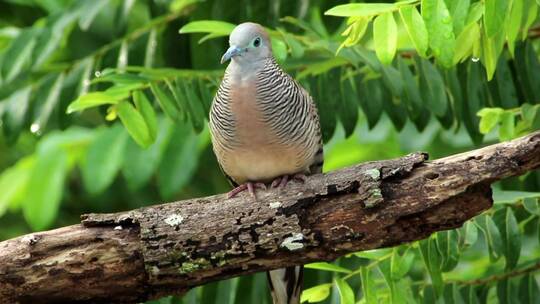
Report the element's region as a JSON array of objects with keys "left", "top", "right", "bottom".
[{"left": 267, "top": 266, "right": 303, "bottom": 304}]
